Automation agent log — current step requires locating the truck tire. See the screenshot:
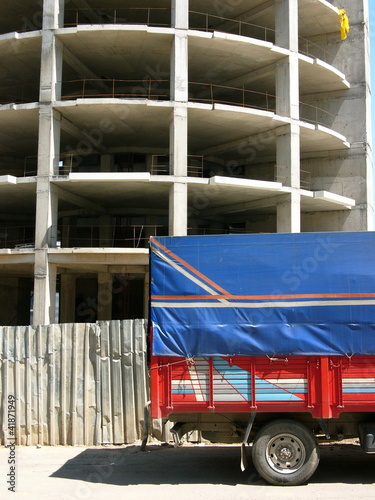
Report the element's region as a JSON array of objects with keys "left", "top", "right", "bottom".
[{"left": 251, "top": 419, "right": 320, "bottom": 486}]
